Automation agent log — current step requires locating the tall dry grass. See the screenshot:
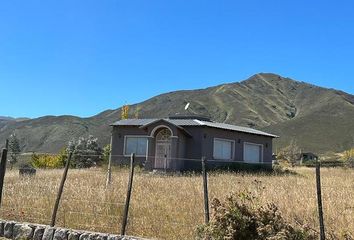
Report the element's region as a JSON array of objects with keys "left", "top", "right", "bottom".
[{"left": 0, "top": 167, "right": 353, "bottom": 239}]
